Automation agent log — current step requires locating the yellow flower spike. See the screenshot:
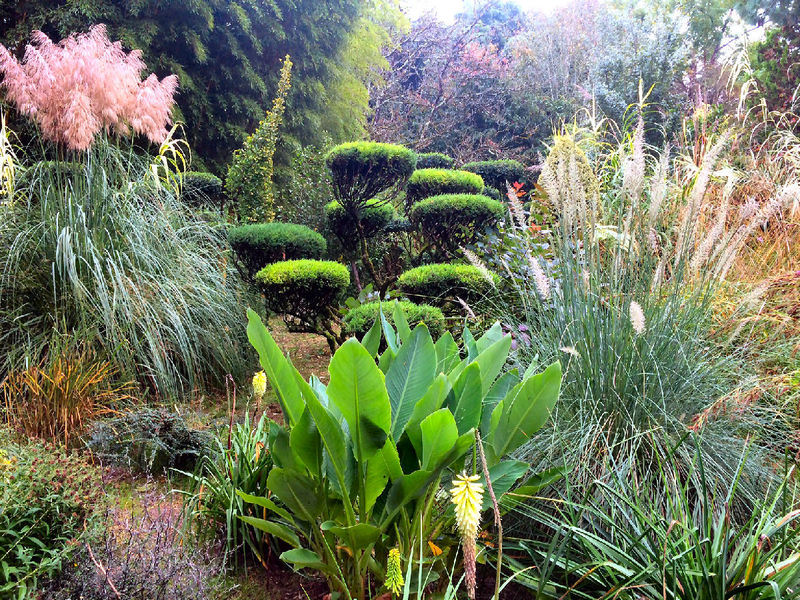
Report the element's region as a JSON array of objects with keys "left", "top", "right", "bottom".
[
  {"left": 385, "top": 547, "right": 404, "bottom": 597},
  {"left": 450, "top": 471, "right": 484, "bottom": 600},
  {"left": 252, "top": 371, "right": 267, "bottom": 399}
]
